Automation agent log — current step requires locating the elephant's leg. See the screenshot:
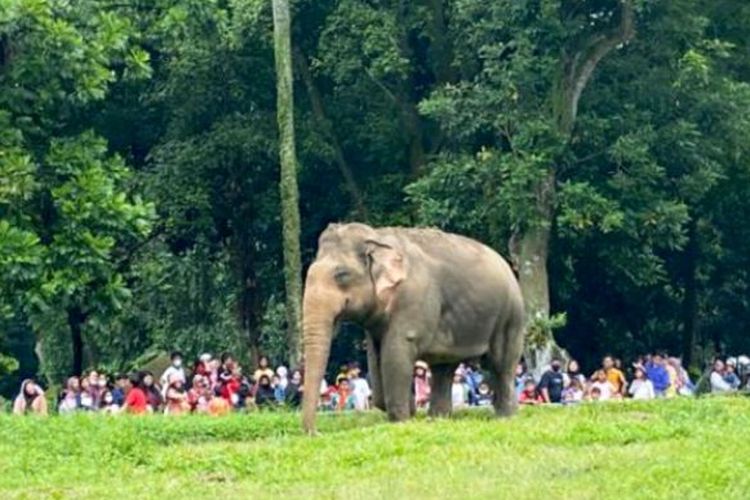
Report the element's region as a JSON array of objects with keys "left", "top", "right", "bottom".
[
  {"left": 366, "top": 332, "right": 386, "bottom": 412},
  {"left": 488, "top": 318, "right": 524, "bottom": 417},
  {"left": 428, "top": 364, "right": 454, "bottom": 418},
  {"left": 380, "top": 336, "right": 416, "bottom": 422}
]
